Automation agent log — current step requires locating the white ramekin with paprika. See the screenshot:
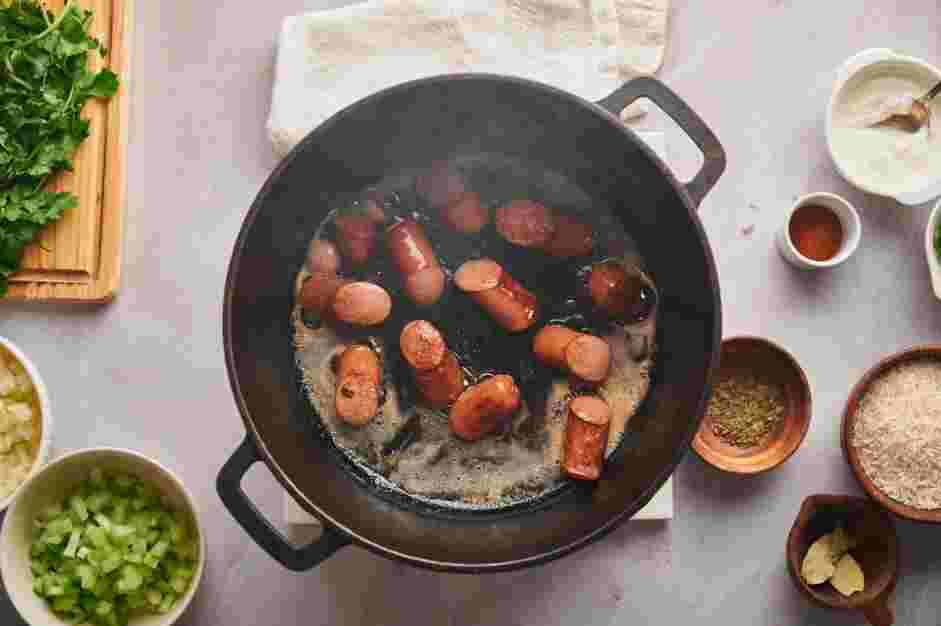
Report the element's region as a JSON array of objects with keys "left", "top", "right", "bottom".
[{"left": 777, "top": 192, "right": 861, "bottom": 270}]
